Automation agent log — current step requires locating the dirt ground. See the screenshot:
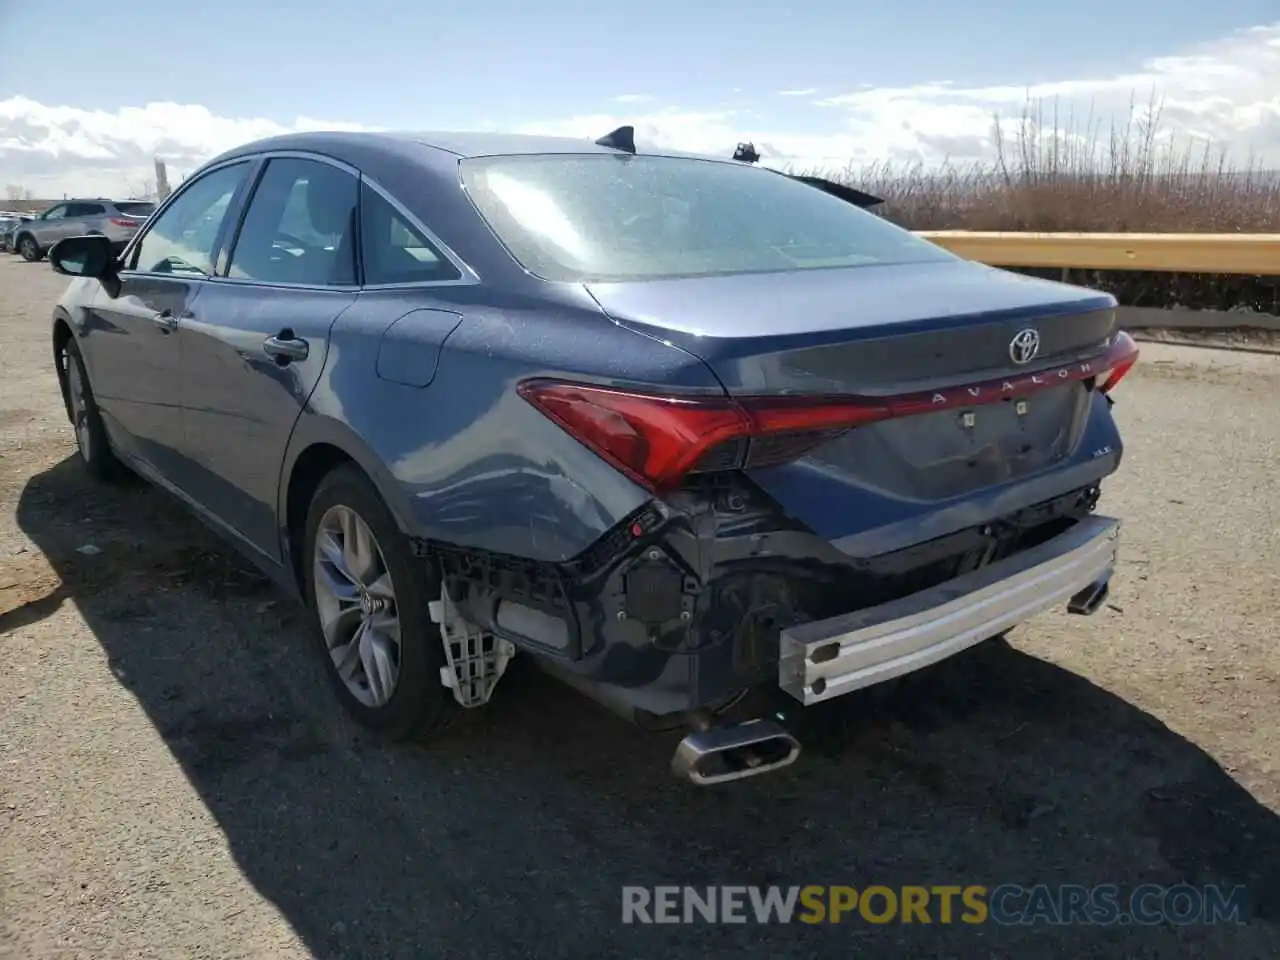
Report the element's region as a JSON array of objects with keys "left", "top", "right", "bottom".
[{"left": 0, "top": 254, "right": 1277, "bottom": 960}]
